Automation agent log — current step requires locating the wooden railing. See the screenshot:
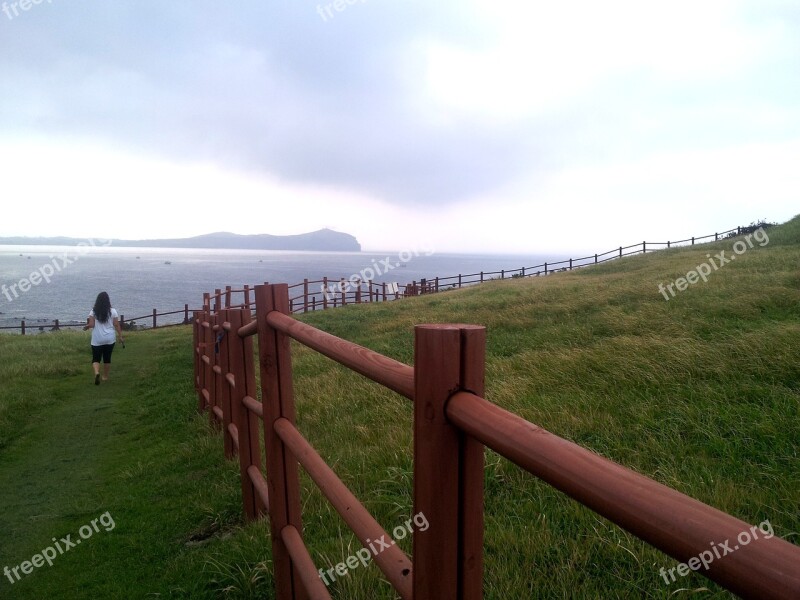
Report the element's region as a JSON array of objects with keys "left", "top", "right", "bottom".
[
  {"left": 0, "top": 319, "right": 86, "bottom": 335},
  {"left": 0, "top": 304, "right": 197, "bottom": 335},
  {"left": 288, "top": 278, "right": 405, "bottom": 313},
  {"left": 286, "top": 226, "right": 746, "bottom": 309},
  {"left": 193, "top": 283, "right": 800, "bottom": 600},
  {"left": 118, "top": 303, "right": 195, "bottom": 331}
]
